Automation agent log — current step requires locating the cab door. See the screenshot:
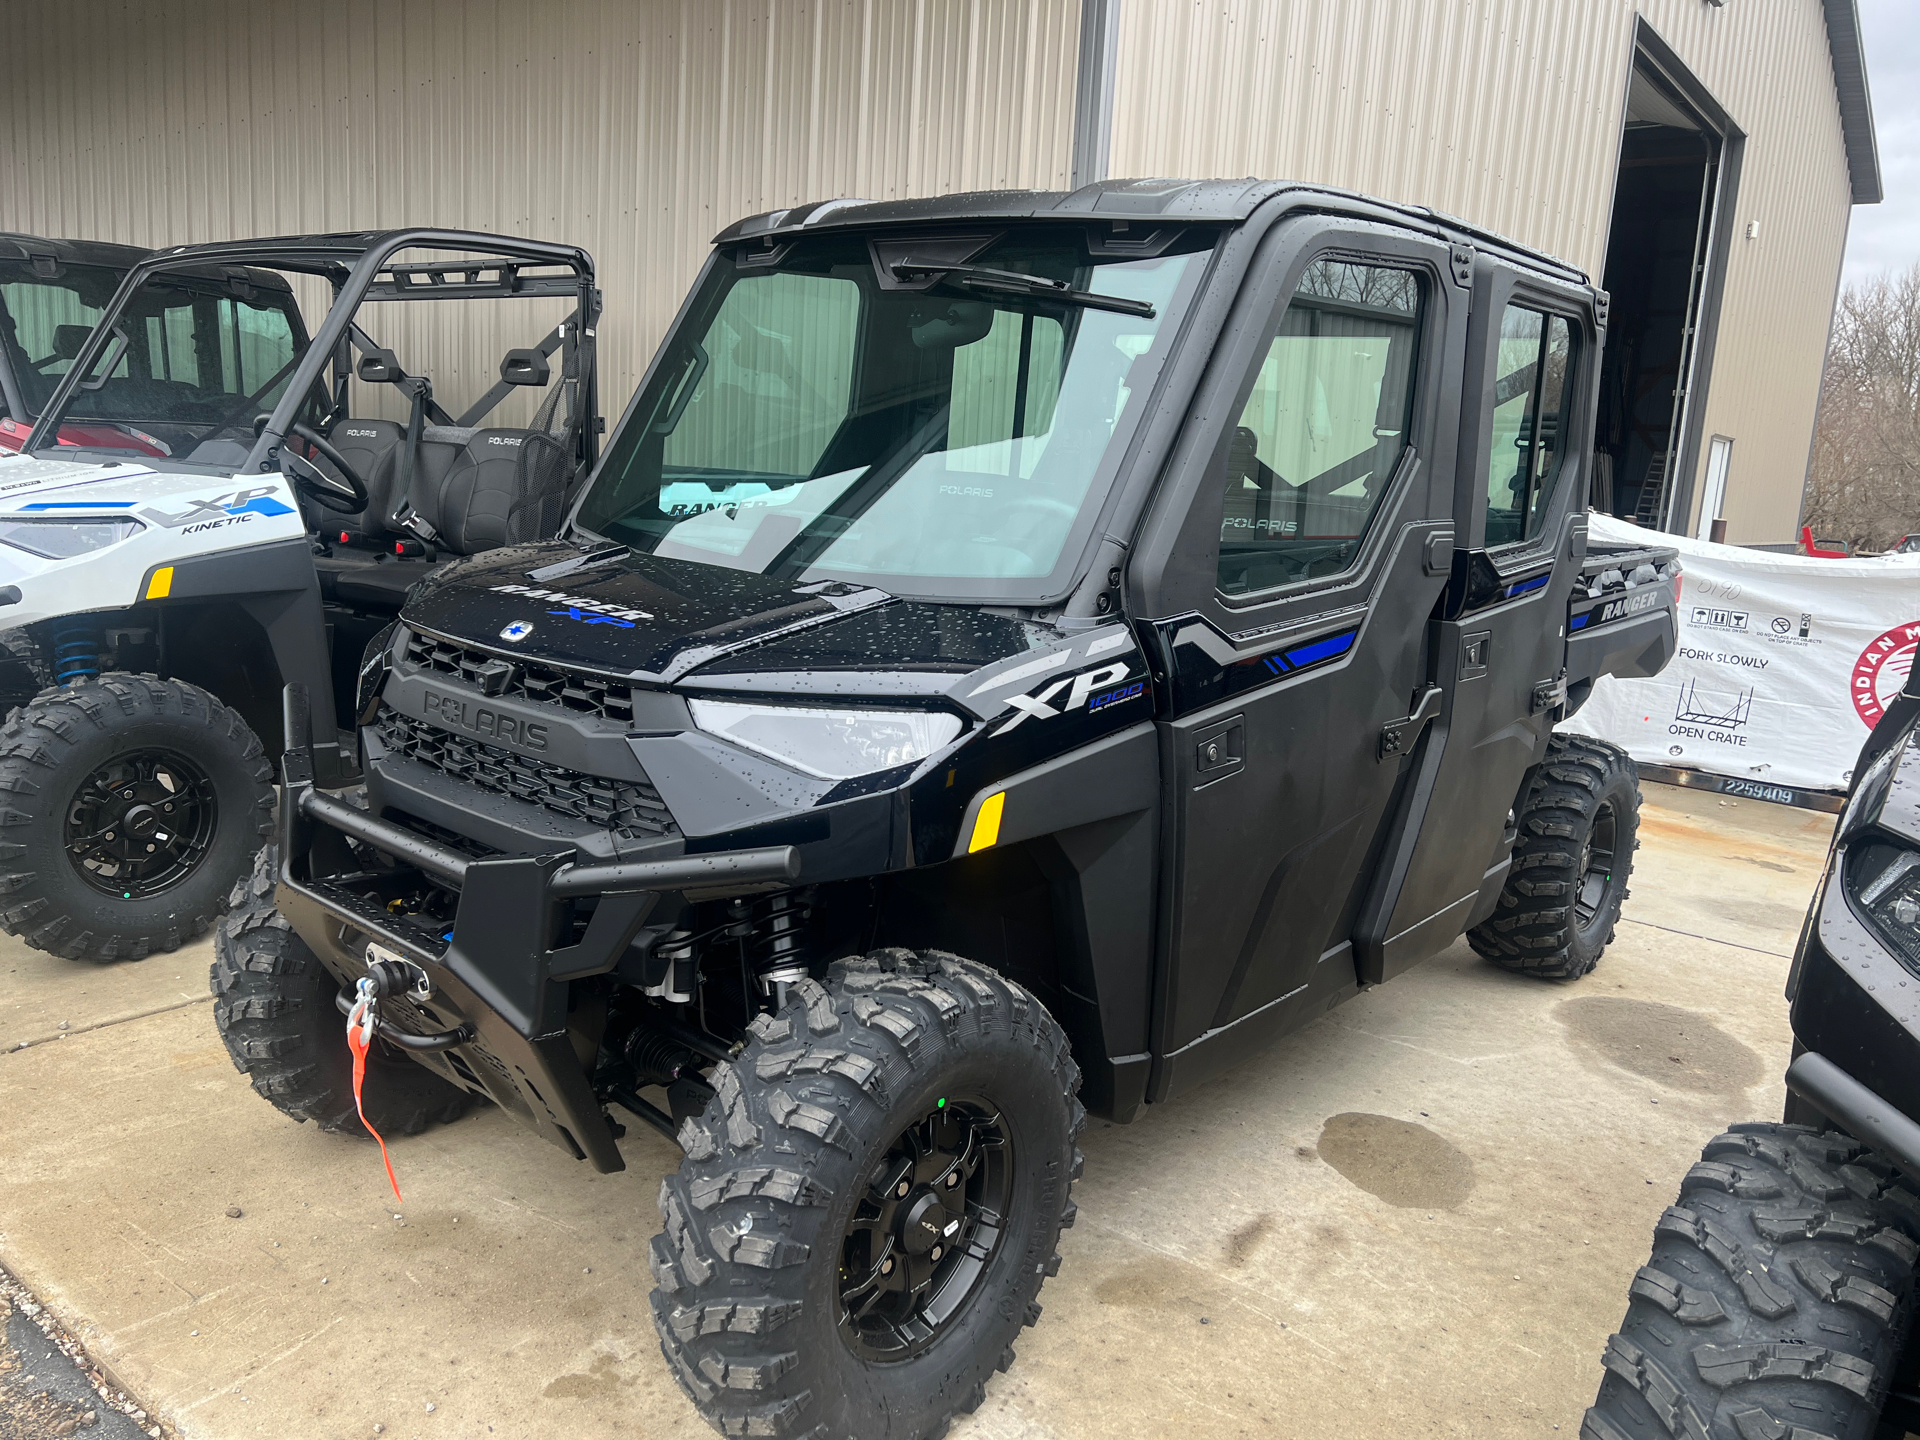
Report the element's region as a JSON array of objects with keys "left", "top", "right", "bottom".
[
  {"left": 1352, "top": 260, "right": 1602, "bottom": 981},
  {"left": 1127, "top": 217, "right": 1471, "bottom": 1099}
]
